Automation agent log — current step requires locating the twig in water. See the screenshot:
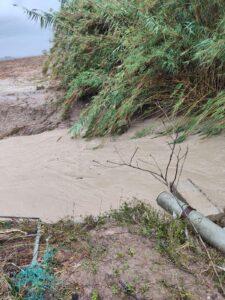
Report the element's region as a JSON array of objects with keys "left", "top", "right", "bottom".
[
  {"left": 165, "top": 132, "right": 178, "bottom": 183},
  {"left": 170, "top": 146, "right": 189, "bottom": 192},
  {"left": 129, "top": 147, "right": 139, "bottom": 165},
  {"left": 107, "top": 139, "right": 188, "bottom": 196}
]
